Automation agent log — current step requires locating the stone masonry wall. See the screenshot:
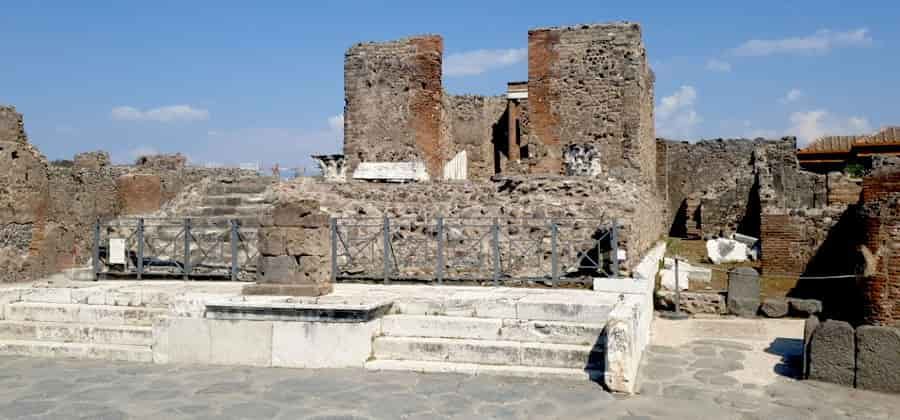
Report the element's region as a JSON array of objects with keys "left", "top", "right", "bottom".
[
  {"left": 527, "top": 23, "right": 654, "bottom": 182},
  {"left": 443, "top": 94, "right": 507, "bottom": 181},
  {"left": 277, "top": 176, "right": 664, "bottom": 273},
  {"left": 344, "top": 35, "right": 445, "bottom": 179},
  {"left": 0, "top": 105, "right": 265, "bottom": 283},
  {"left": 657, "top": 138, "right": 760, "bottom": 237}
]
